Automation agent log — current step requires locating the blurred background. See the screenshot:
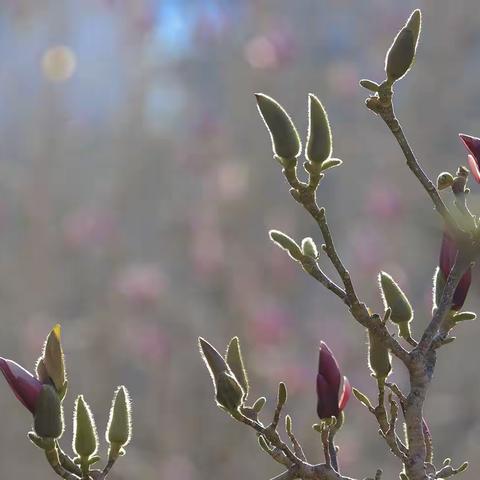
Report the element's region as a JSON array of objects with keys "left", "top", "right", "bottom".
[{"left": 0, "top": 0, "right": 480, "bottom": 478}]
